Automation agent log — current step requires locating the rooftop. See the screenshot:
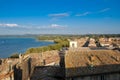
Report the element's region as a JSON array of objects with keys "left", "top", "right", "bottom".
[{"left": 65, "top": 50, "right": 120, "bottom": 77}]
